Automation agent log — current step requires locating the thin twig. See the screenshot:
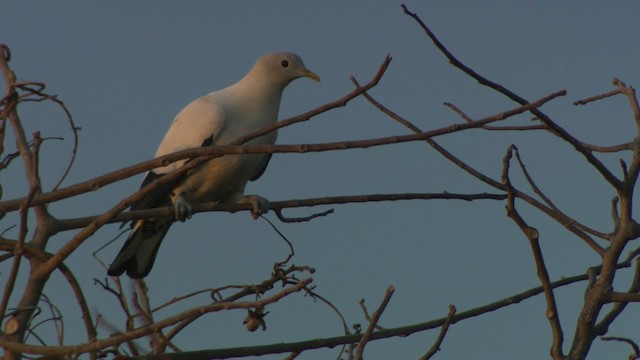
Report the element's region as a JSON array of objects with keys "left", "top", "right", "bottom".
[
  {"left": 0, "top": 238, "right": 96, "bottom": 349},
  {"left": 420, "top": 305, "right": 456, "bottom": 360},
  {"left": 164, "top": 267, "right": 314, "bottom": 342},
  {"left": 359, "top": 299, "right": 385, "bottom": 331},
  {"left": 600, "top": 336, "right": 640, "bottom": 360},
  {"left": 444, "top": 102, "right": 545, "bottom": 131},
  {"left": 0, "top": 278, "right": 312, "bottom": 356},
  {"left": 401, "top": 4, "right": 623, "bottom": 191},
  {"left": 353, "top": 75, "right": 605, "bottom": 255},
  {"left": 573, "top": 88, "right": 624, "bottom": 106},
  {"left": 612, "top": 78, "right": 640, "bottom": 131},
  {"left": 275, "top": 208, "right": 334, "bottom": 223},
  {"left": 511, "top": 145, "right": 610, "bottom": 241},
  {"left": 10, "top": 81, "right": 80, "bottom": 191},
  {"left": 354, "top": 285, "right": 394, "bottom": 360}
]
